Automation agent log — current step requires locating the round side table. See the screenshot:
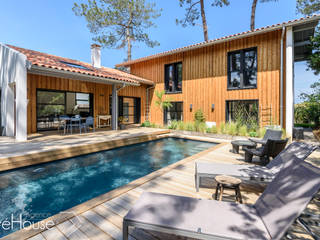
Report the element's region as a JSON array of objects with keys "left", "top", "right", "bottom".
[{"left": 214, "top": 175, "right": 243, "bottom": 203}]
